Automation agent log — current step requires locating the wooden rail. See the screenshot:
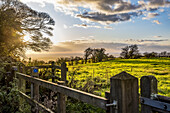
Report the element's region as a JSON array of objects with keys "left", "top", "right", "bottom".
[
  {"left": 15, "top": 68, "right": 139, "bottom": 113},
  {"left": 140, "top": 76, "right": 170, "bottom": 113},
  {"left": 5, "top": 62, "right": 170, "bottom": 113},
  {"left": 19, "top": 91, "right": 54, "bottom": 113},
  {"left": 26, "top": 65, "right": 61, "bottom": 69},
  {"left": 16, "top": 72, "right": 107, "bottom": 110}
]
